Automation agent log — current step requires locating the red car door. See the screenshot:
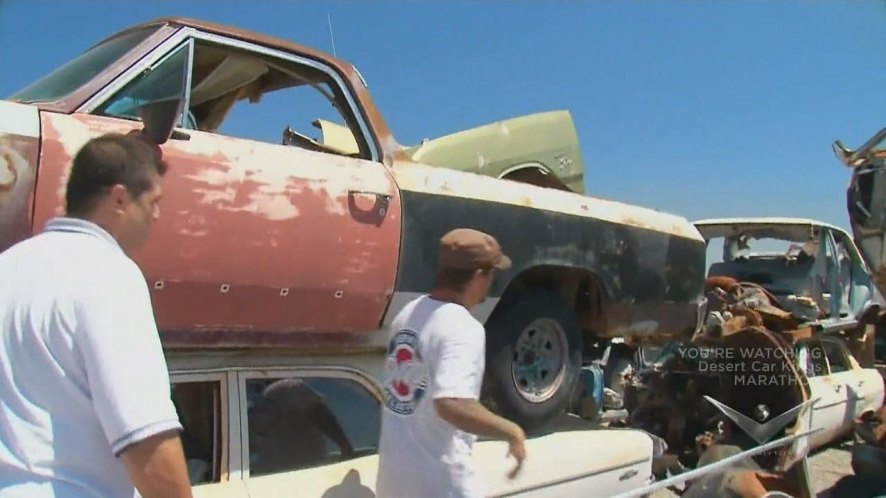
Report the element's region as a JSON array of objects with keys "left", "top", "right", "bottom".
[{"left": 34, "top": 112, "right": 400, "bottom": 342}]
